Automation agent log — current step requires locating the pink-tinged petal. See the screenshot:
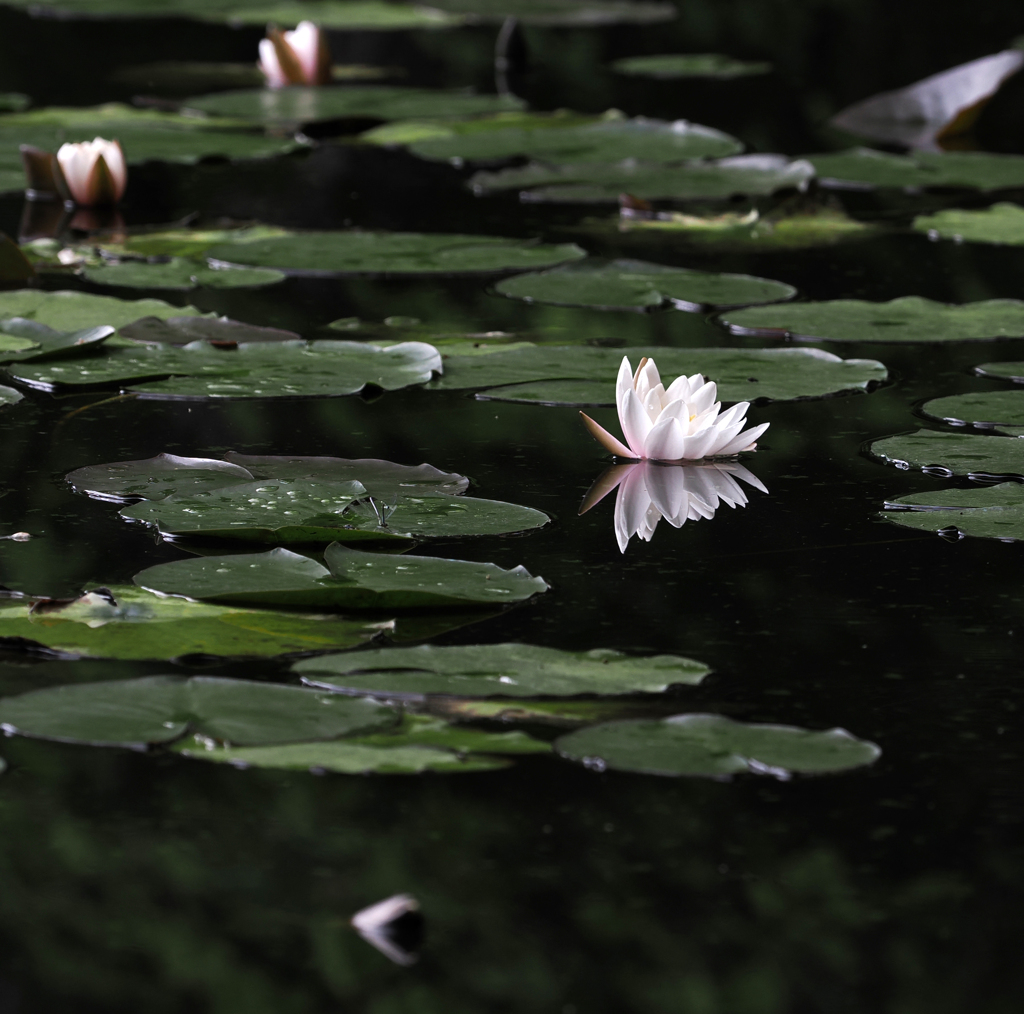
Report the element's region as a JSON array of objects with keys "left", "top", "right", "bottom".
[
  {"left": 258, "top": 37, "right": 289, "bottom": 87},
  {"left": 714, "top": 422, "right": 770, "bottom": 456},
  {"left": 636, "top": 358, "right": 662, "bottom": 400},
  {"left": 580, "top": 412, "right": 635, "bottom": 458},
  {"left": 642, "top": 384, "right": 665, "bottom": 420},
  {"left": 285, "top": 21, "right": 331, "bottom": 84},
  {"left": 578, "top": 463, "right": 634, "bottom": 514},
  {"left": 618, "top": 386, "right": 653, "bottom": 457},
  {"left": 644, "top": 414, "right": 687, "bottom": 461},
  {"left": 100, "top": 140, "right": 127, "bottom": 200}
]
